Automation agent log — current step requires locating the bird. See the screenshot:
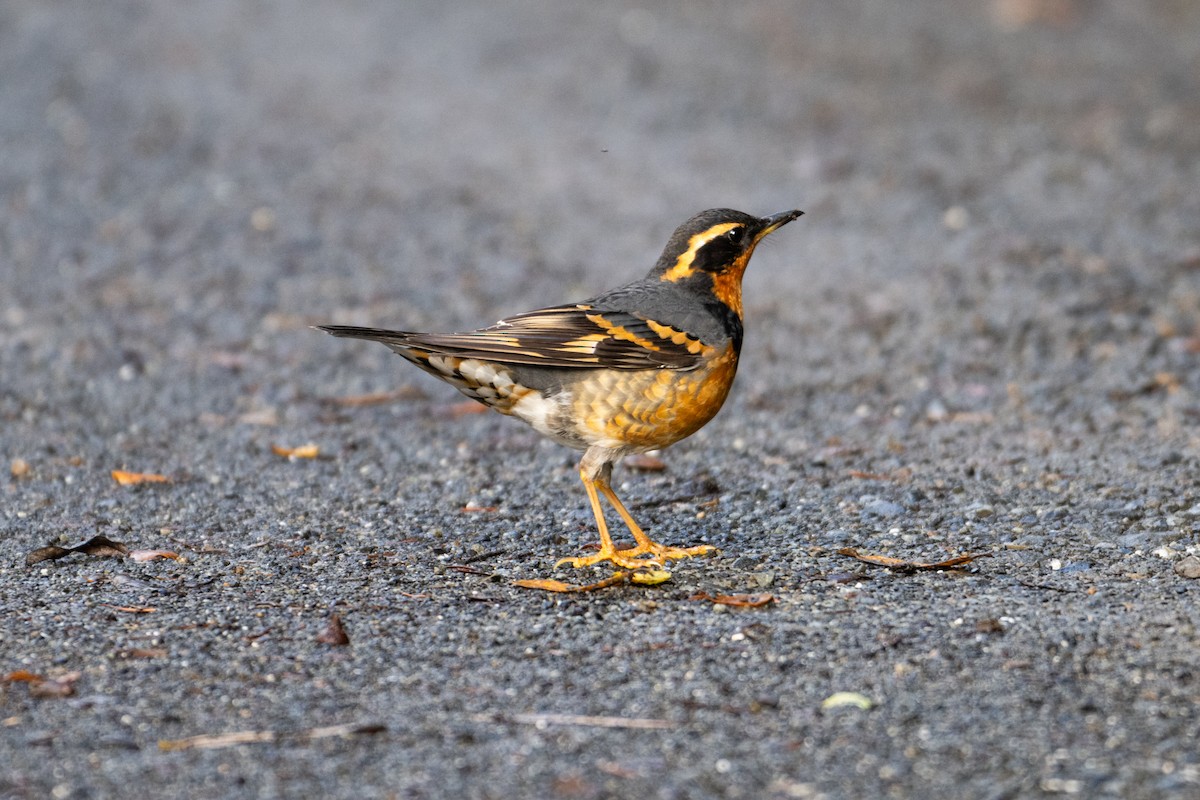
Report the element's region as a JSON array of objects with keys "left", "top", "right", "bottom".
[{"left": 318, "top": 207, "right": 803, "bottom": 571}]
